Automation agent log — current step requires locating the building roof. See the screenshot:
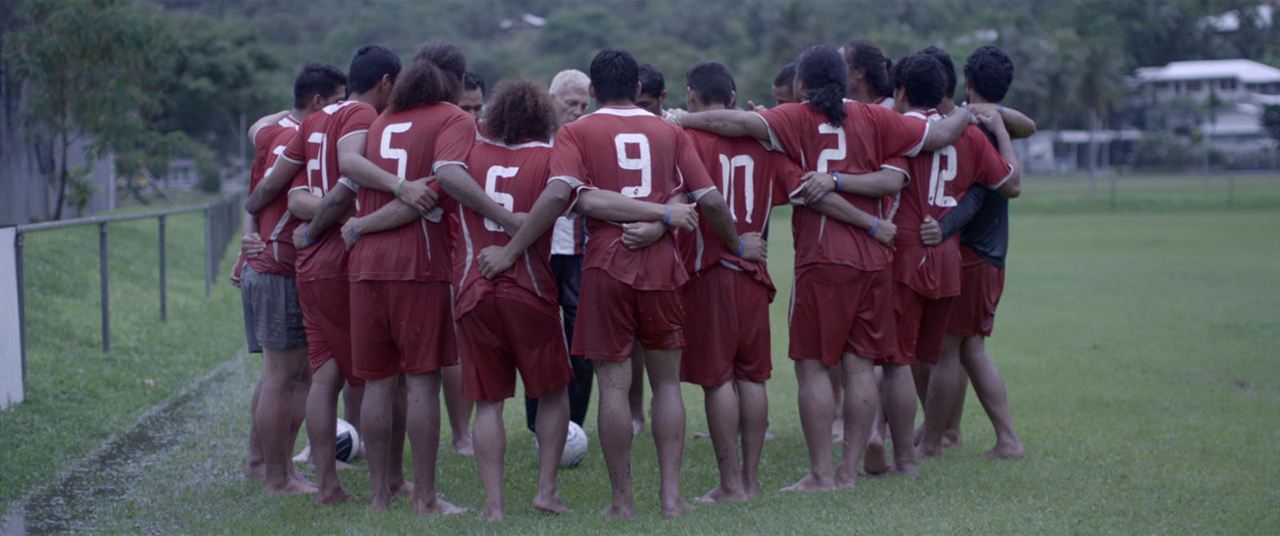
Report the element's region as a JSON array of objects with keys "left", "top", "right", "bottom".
[{"left": 1134, "top": 59, "right": 1280, "bottom": 84}]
